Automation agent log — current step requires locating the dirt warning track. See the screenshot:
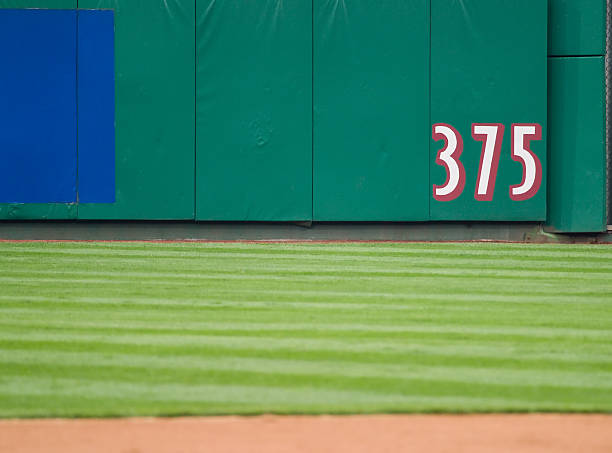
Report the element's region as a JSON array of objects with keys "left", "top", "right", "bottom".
[{"left": 1, "top": 414, "right": 611, "bottom": 453}]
